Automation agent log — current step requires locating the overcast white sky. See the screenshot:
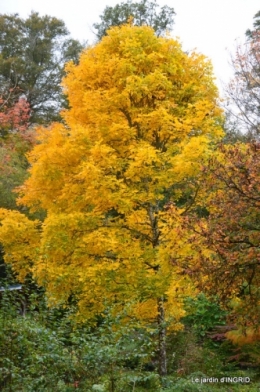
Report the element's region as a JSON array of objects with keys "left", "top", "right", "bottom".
[{"left": 1, "top": 0, "right": 259, "bottom": 95}]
